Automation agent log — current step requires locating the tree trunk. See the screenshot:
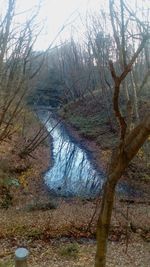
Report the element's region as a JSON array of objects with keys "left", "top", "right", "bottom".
[
  {"left": 95, "top": 115, "right": 150, "bottom": 267},
  {"left": 95, "top": 180, "right": 116, "bottom": 267},
  {"left": 95, "top": 149, "right": 127, "bottom": 267}
]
